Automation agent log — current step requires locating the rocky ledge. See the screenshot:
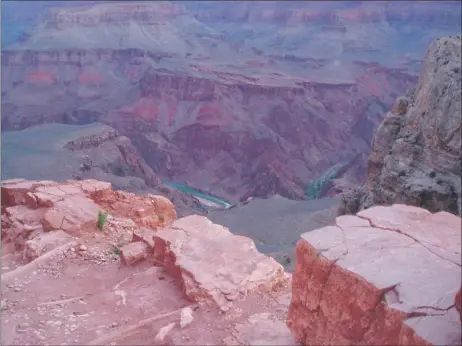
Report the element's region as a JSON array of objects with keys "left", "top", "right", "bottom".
[
  {"left": 2, "top": 178, "right": 461, "bottom": 345},
  {"left": 288, "top": 204, "right": 461, "bottom": 345},
  {"left": 1, "top": 178, "right": 294, "bottom": 345}
]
